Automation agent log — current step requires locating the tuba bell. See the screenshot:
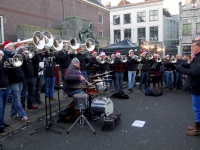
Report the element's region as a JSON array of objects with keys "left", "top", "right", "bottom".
[
  {"left": 16, "top": 31, "right": 45, "bottom": 50},
  {"left": 105, "top": 57, "right": 115, "bottom": 64},
  {"left": 156, "top": 56, "right": 162, "bottom": 63},
  {"left": 96, "top": 56, "right": 105, "bottom": 64},
  {"left": 53, "top": 36, "right": 63, "bottom": 51},
  {"left": 85, "top": 38, "right": 95, "bottom": 51},
  {"left": 134, "top": 56, "right": 142, "bottom": 62},
  {"left": 120, "top": 55, "right": 128, "bottom": 63},
  {"left": 4, "top": 54, "right": 23, "bottom": 68},
  {"left": 170, "top": 58, "right": 177, "bottom": 63},
  {"left": 42, "top": 30, "right": 54, "bottom": 47}
]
